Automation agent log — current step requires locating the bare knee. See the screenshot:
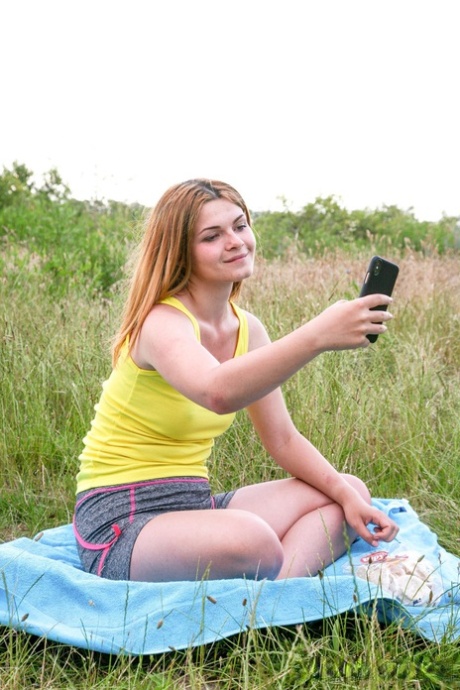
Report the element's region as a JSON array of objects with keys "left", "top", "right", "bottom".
[
  {"left": 228, "top": 511, "right": 284, "bottom": 580},
  {"left": 341, "top": 473, "right": 371, "bottom": 503}
]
